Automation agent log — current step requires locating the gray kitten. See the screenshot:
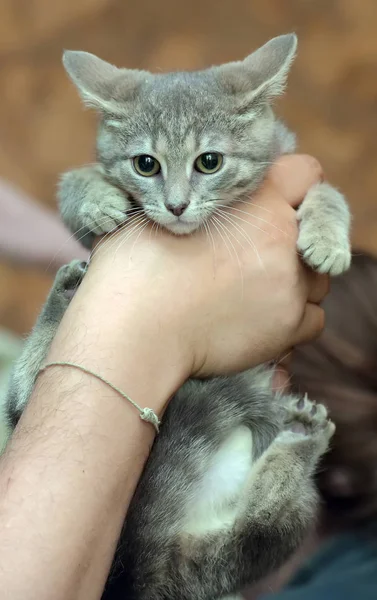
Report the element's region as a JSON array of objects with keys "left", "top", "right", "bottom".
[{"left": 5, "top": 34, "right": 350, "bottom": 600}]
